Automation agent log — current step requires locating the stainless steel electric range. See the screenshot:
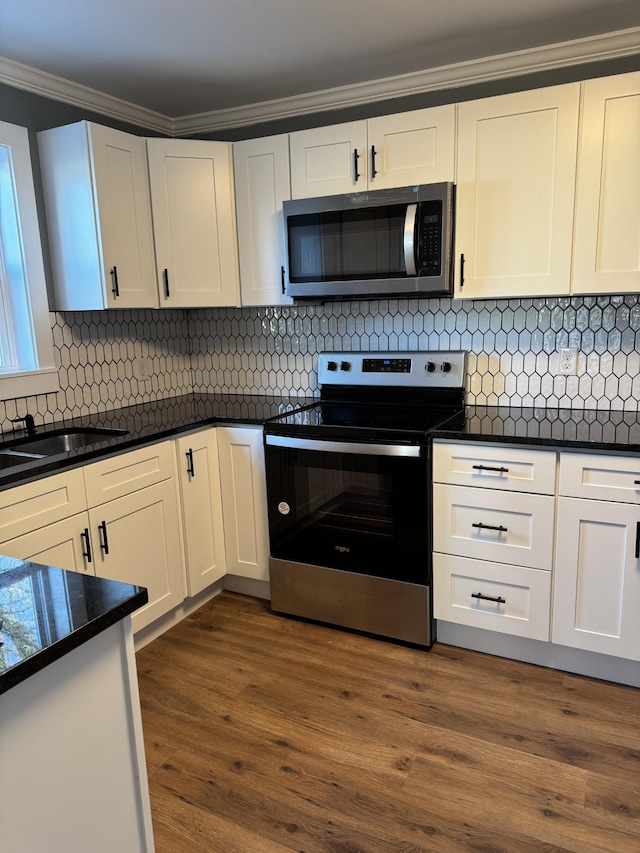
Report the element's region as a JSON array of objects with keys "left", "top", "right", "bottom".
[{"left": 263, "top": 350, "right": 466, "bottom": 647}]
